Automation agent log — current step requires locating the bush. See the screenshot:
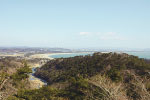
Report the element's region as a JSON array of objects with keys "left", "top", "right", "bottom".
[
  {"left": 10, "top": 64, "right": 32, "bottom": 81},
  {"left": 60, "top": 76, "right": 89, "bottom": 100},
  {"left": 107, "top": 68, "right": 123, "bottom": 82}
]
